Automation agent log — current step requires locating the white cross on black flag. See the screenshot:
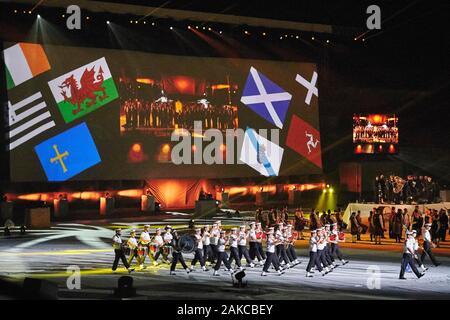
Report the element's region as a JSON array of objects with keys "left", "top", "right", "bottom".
[{"left": 6, "top": 91, "right": 56, "bottom": 151}]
